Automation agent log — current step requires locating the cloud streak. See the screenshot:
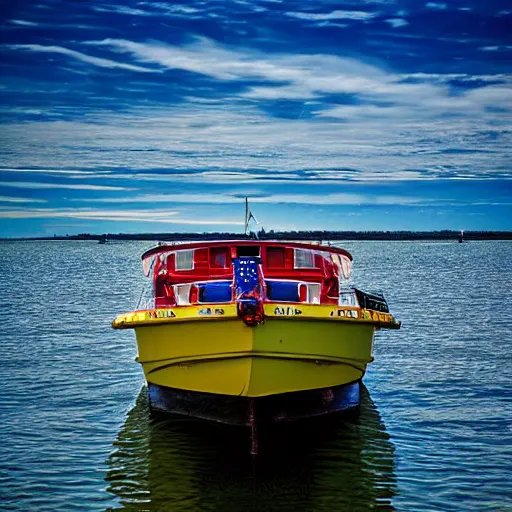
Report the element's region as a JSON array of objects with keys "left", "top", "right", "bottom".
[
  {"left": 0, "top": 196, "right": 47, "bottom": 203},
  {"left": 9, "top": 20, "right": 39, "bottom": 27},
  {"left": 285, "top": 10, "right": 378, "bottom": 21},
  {"left": 72, "top": 191, "right": 426, "bottom": 205},
  {"left": 385, "top": 18, "right": 408, "bottom": 28},
  {"left": 92, "top": 3, "right": 200, "bottom": 17},
  {"left": 0, "top": 181, "right": 134, "bottom": 191},
  {"left": 0, "top": 207, "right": 244, "bottom": 225},
  {"left": 8, "top": 44, "right": 159, "bottom": 73}
]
